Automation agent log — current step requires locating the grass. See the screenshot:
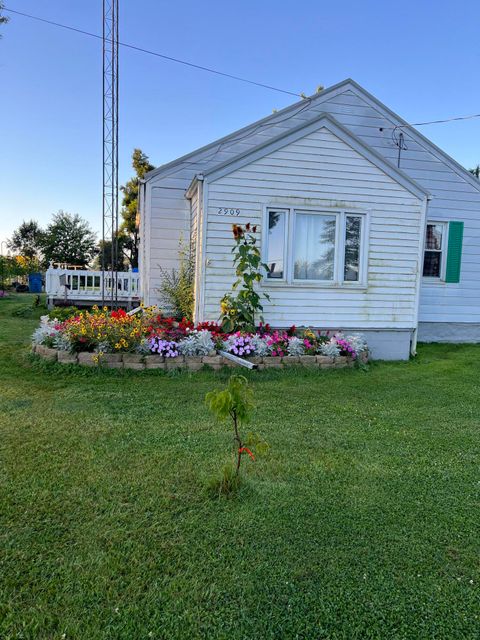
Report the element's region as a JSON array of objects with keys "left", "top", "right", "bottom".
[{"left": 1, "top": 294, "right": 480, "bottom": 639}]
